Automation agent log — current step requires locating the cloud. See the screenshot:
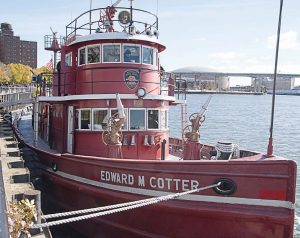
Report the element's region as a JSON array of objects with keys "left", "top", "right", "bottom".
[
  {"left": 277, "top": 64, "right": 300, "bottom": 74},
  {"left": 267, "top": 31, "right": 300, "bottom": 50},
  {"left": 260, "top": 55, "right": 272, "bottom": 60},
  {"left": 246, "top": 58, "right": 259, "bottom": 64},
  {"left": 192, "top": 37, "right": 206, "bottom": 42},
  {"left": 209, "top": 51, "right": 241, "bottom": 60}
]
